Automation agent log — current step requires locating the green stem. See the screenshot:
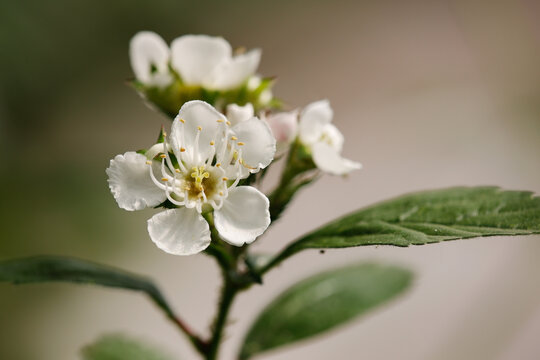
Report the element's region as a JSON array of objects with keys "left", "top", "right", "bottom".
[
  {"left": 268, "top": 140, "right": 317, "bottom": 222},
  {"left": 167, "top": 313, "right": 209, "bottom": 355},
  {"left": 206, "top": 278, "right": 238, "bottom": 360}
]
